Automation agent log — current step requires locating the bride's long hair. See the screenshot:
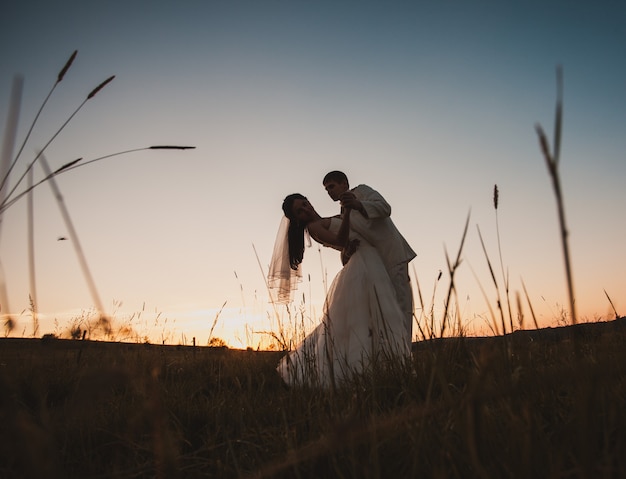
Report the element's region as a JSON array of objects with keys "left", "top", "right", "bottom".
[{"left": 282, "top": 193, "right": 307, "bottom": 270}]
